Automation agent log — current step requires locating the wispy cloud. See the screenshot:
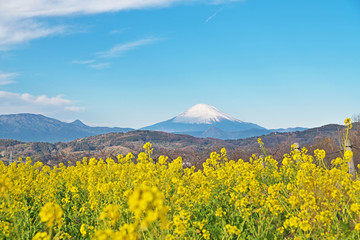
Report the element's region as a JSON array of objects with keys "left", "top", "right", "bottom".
[
  {"left": 205, "top": 7, "right": 225, "bottom": 23},
  {"left": 0, "top": 1, "right": 181, "bottom": 19},
  {"left": 0, "top": 19, "right": 65, "bottom": 50},
  {"left": 0, "top": 0, "right": 244, "bottom": 48},
  {"left": 0, "top": 71, "right": 18, "bottom": 86},
  {"left": 72, "top": 59, "right": 110, "bottom": 70},
  {"left": 65, "top": 106, "right": 85, "bottom": 112},
  {"left": 73, "top": 38, "right": 159, "bottom": 69},
  {"left": 109, "top": 30, "right": 123, "bottom": 35},
  {"left": 209, "top": 0, "right": 246, "bottom": 4},
  {"left": 89, "top": 62, "right": 111, "bottom": 69},
  {"left": 0, "top": 90, "right": 83, "bottom": 113},
  {"left": 98, "top": 38, "right": 161, "bottom": 58},
  {"left": 71, "top": 60, "right": 96, "bottom": 64}
]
